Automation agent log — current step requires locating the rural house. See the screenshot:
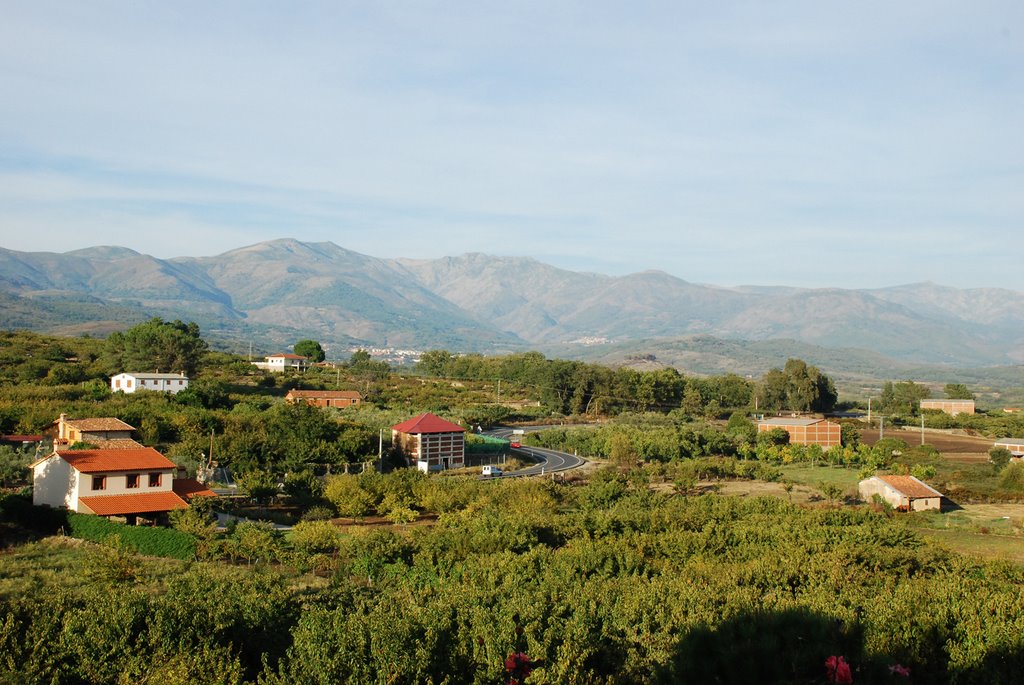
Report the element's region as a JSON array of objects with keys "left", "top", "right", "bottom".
[
  {"left": 30, "top": 445, "right": 214, "bottom": 523},
  {"left": 252, "top": 353, "right": 309, "bottom": 372},
  {"left": 285, "top": 389, "right": 362, "bottom": 408},
  {"left": 920, "top": 399, "right": 975, "bottom": 416},
  {"left": 111, "top": 372, "right": 189, "bottom": 394},
  {"left": 757, "top": 417, "right": 841, "bottom": 448},
  {"left": 858, "top": 475, "right": 944, "bottom": 512},
  {"left": 391, "top": 412, "right": 466, "bottom": 473},
  {"left": 48, "top": 414, "right": 141, "bottom": 449}
]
